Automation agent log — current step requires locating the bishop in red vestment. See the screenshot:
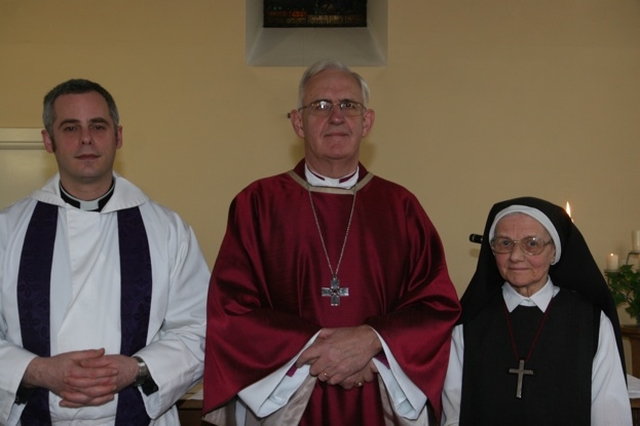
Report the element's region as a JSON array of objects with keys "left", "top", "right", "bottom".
[{"left": 203, "top": 60, "right": 460, "bottom": 425}]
